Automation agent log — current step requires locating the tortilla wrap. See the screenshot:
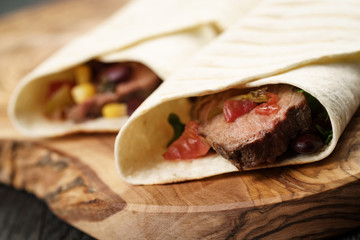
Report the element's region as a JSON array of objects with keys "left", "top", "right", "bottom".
[
  {"left": 8, "top": 0, "right": 260, "bottom": 137},
  {"left": 115, "top": 0, "right": 360, "bottom": 185}
]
